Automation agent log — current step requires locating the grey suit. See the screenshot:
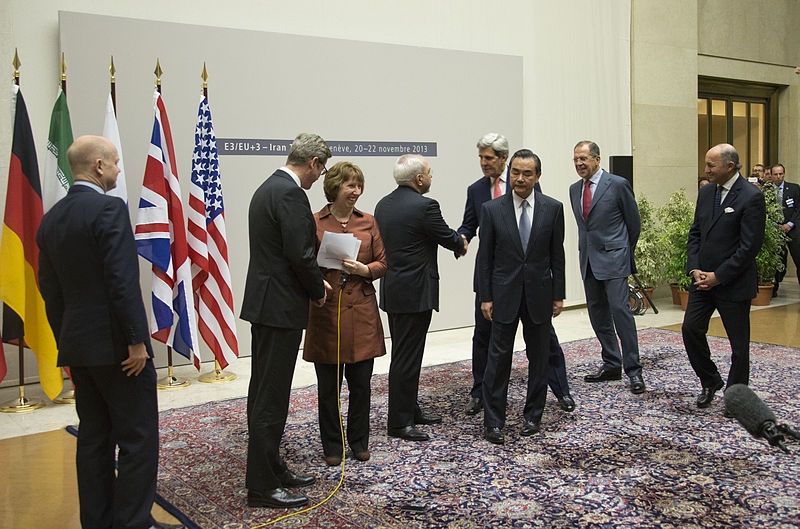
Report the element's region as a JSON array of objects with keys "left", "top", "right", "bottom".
[{"left": 569, "top": 170, "right": 642, "bottom": 376}]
